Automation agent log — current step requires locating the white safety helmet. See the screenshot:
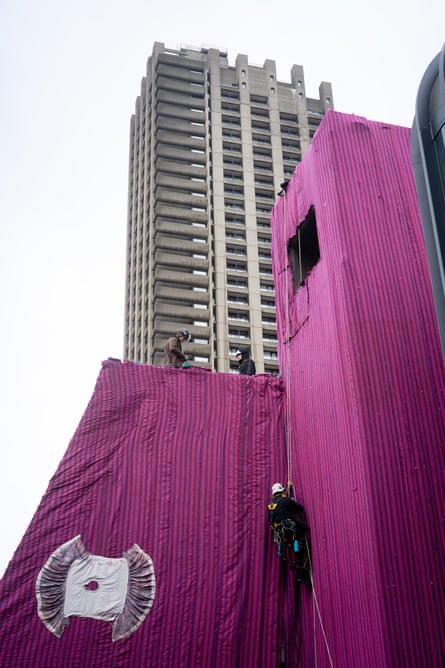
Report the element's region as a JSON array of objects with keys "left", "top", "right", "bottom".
[{"left": 272, "top": 482, "right": 286, "bottom": 495}]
